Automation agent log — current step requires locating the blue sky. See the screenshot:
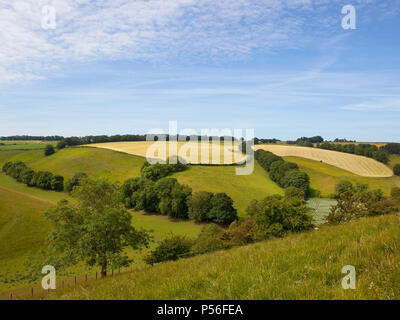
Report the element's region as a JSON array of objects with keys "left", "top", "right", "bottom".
[{"left": 1, "top": 0, "right": 400, "bottom": 141}]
